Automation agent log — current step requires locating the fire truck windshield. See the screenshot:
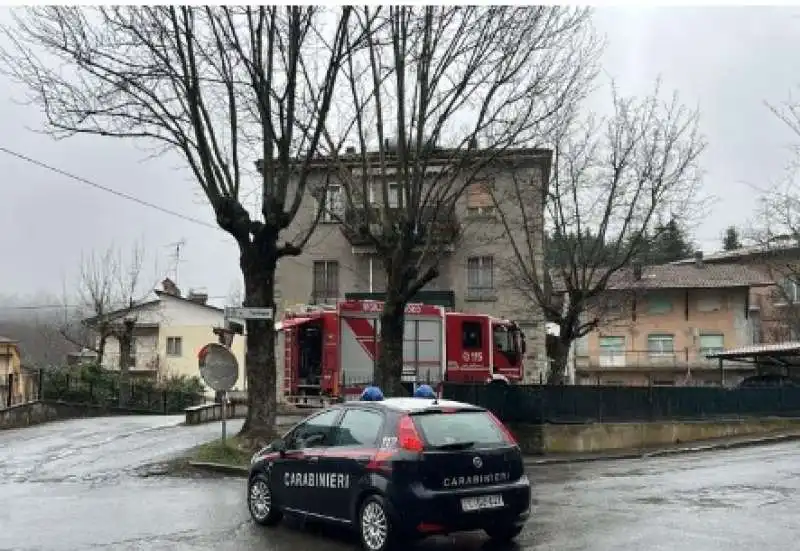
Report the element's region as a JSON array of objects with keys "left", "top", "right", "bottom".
[{"left": 492, "top": 324, "right": 514, "bottom": 353}]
